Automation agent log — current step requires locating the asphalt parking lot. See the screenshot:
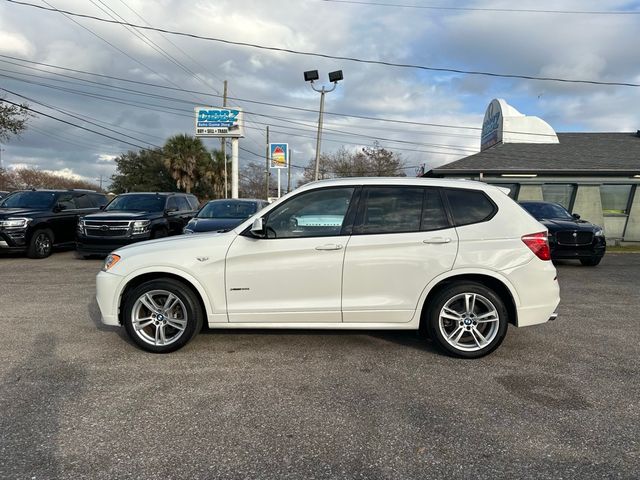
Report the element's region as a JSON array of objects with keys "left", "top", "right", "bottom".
[{"left": 0, "top": 252, "right": 638, "bottom": 479}]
